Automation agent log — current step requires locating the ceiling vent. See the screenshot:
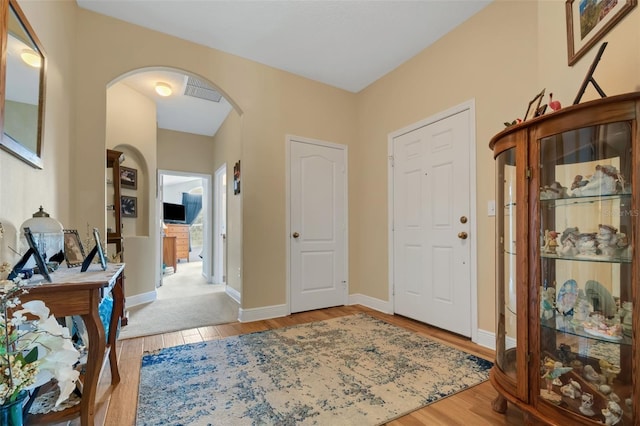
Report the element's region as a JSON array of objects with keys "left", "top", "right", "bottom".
[{"left": 183, "top": 76, "right": 222, "bottom": 102}]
